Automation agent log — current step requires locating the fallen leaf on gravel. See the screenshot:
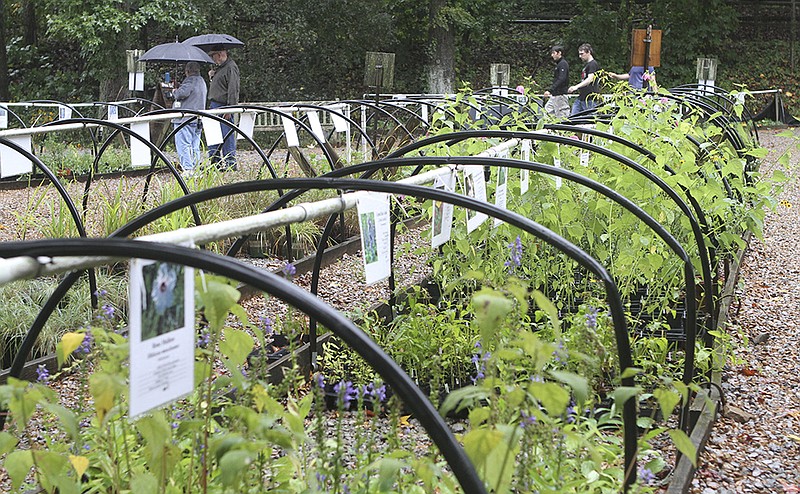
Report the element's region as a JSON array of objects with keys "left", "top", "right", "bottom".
[
  {"left": 741, "top": 367, "right": 759, "bottom": 376},
  {"left": 787, "top": 434, "right": 800, "bottom": 443},
  {"left": 399, "top": 415, "right": 412, "bottom": 427}
]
